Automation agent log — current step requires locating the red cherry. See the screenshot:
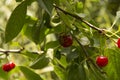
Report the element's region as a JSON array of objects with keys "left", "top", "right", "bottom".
[
  {"left": 9, "top": 62, "right": 15, "bottom": 69},
  {"left": 2, "top": 62, "right": 15, "bottom": 72},
  {"left": 96, "top": 56, "right": 108, "bottom": 67},
  {"left": 117, "top": 38, "right": 120, "bottom": 48},
  {"left": 2, "top": 63, "right": 11, "bottom": 72},
  {"left": 59, "top": 34, "right": 73, "bottom": 47}
]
